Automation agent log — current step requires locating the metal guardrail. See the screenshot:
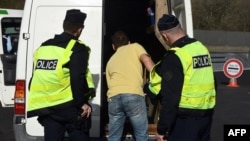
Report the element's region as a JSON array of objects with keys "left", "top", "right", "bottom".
[
  {"left": 210, "top": 52, "right": 250, "bottom": 72},
  {"left": 194, "top": 30, "right": 250, "bottom": 72}
]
